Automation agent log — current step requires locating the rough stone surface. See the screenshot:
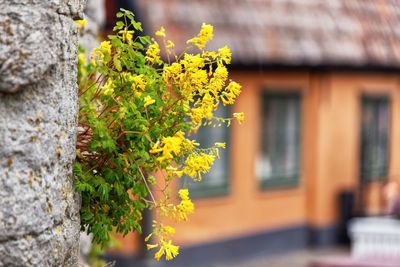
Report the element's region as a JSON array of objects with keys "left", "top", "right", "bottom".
[{"left": 0, "top": 0, "right": 85, "bottom": 266}]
